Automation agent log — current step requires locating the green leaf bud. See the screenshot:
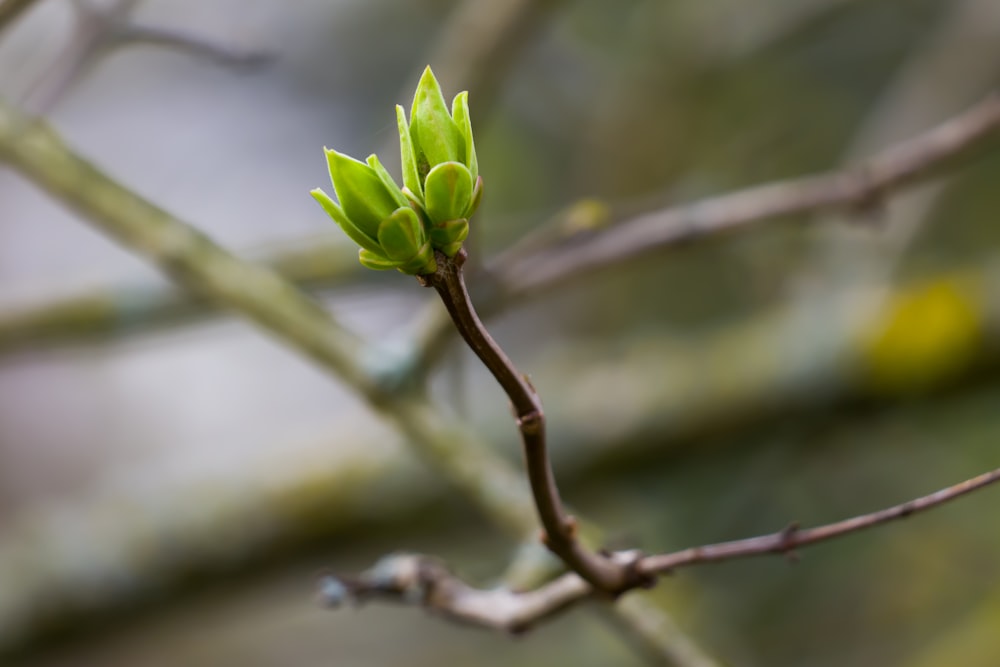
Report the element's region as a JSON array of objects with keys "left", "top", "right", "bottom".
[
  {"left": 366, "top": 154, "right": 410, "bottom": 210},
  {"left": 324, "top": 148, "right": 400, "bottom": 239},
  {"left": 315, "top": 66, "right": 485, "bottom": 269},
  {"left": 451, "top": 91, "right": 478, "bottom": 184},
  {"left": 409, "top": 67, "right": 462, "bottom": 177},
  {"left": 358, "top": 248, "right": 399, "bottom": 271},
  {"left": 310, "top": 187, "right": 383, "bottom": 254},
  {"left": 377, "top": 207, "right": 424, "bottom": 261},
  {"left": 424, "top": 161, "right": 473, "bottom": 226},
  {"left": 396, "top": 105, "right": 423, "bottom": 198},
  {"left": 377, "top": 207, "right": 436, "bottom": 274}
]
